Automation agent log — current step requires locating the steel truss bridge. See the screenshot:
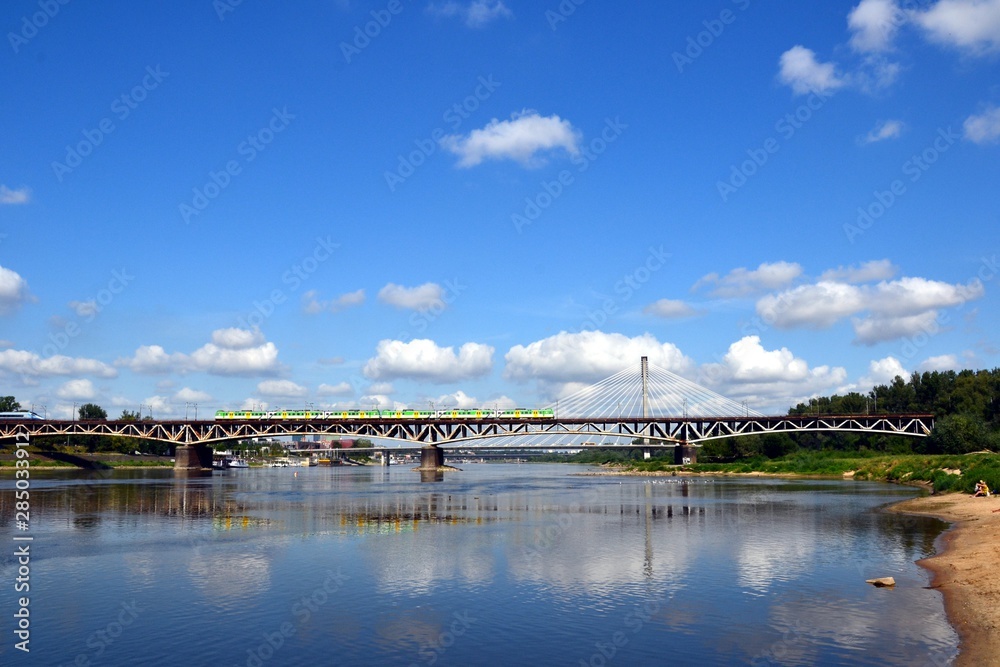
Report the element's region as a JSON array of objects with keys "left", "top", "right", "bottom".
[{"left": 0, "top": 413, "right": 934, "bottom": 447}]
